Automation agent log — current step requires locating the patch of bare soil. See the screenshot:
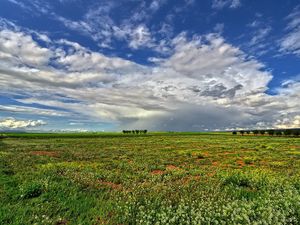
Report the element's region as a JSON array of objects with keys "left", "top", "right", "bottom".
[
  {"left": 223, "top": 152, "right": 232, "bottom": 155},
  {"left": 236, "top": 159, "right": 245, "bottom": 167},
  {"left": 97, "top": 180, "right": 122, "bottom": 190},
  {"left": 181, "top": 175, "right": 201, "bottom": 185},
  {"left": 212, "top": 161, "right": 219, "bottom": 166},
  {"left": 166, "top": 165, "right": 180, "bottom": 170},
  {"left": 151, "top": 170, "right": 164, "bottom": 175},
  {"left": 203, "top": 152, "right": 210, "bottom": 157},
  {"left": 30, "top": 151, "right": 59, "bottom": 157}
]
